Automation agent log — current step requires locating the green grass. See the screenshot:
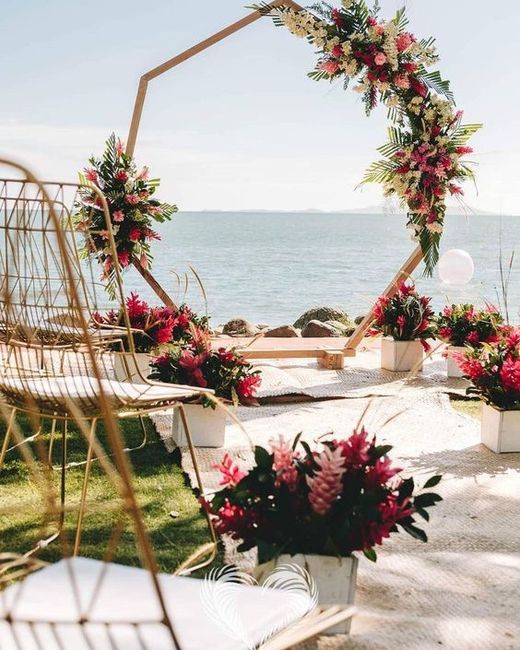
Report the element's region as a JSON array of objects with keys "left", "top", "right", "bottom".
[
  {"left": 450, "top": 397, "right": 482, "bottom": 420},
  {"left": 0, "top": 416, "right": 215, "bottom": 574}
]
